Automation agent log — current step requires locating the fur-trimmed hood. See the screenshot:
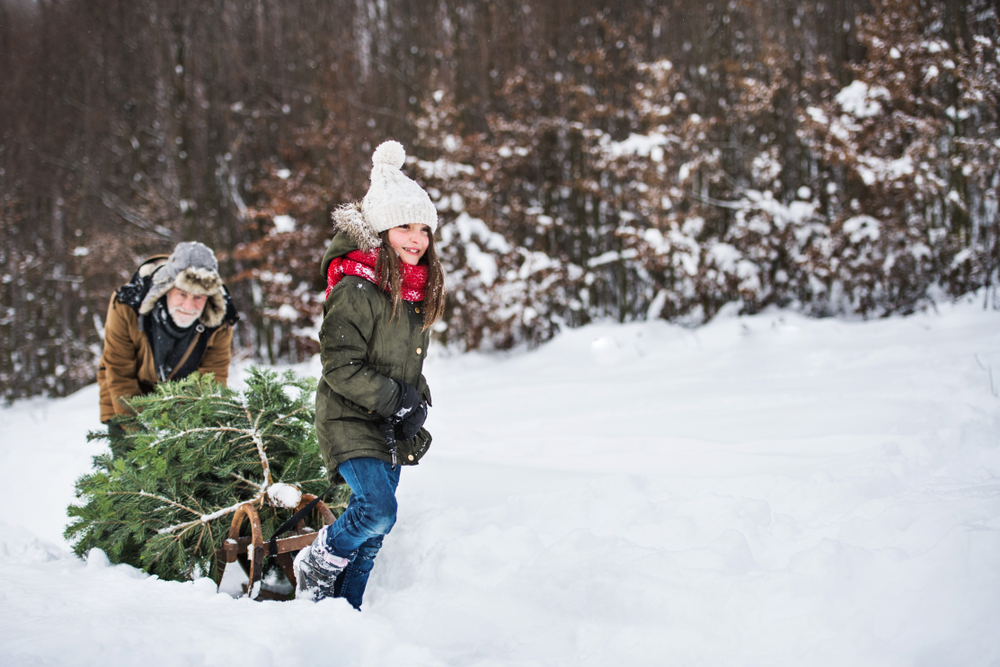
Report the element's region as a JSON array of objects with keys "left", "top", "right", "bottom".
[
  {"left": 322, "top": 201, "right": 383, "bottom": 280},
  {"left": 333, "top": 201, "right": 383, "bottom": 250}
]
